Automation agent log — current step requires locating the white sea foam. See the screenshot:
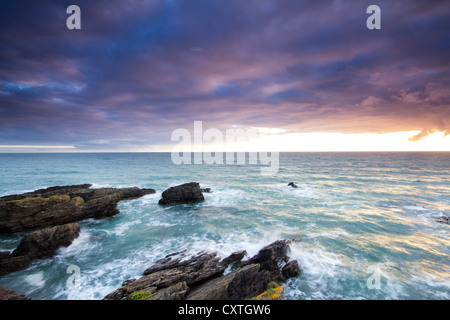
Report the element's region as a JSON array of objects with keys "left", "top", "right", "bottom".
[
  {"left": 145, "top": 219, "right": 176, "bottom": 228},
  {"left": 284, "top": 242, "right": 344, "bottom": 299},
  {"left": 2, "top": 153, "right": 449, "bottom": 300},
  {"left": 306, "top": 230, "right": 352, "bottom": 239},
  {"left": 25, "top": 272, "right": 45, "bottom": 287},
  {"left": 202, "top": 186, "right": 247, "bottom": 207},
  {"left": 278, "top": 183, "right": 320, "bottom": 198},
  {"left": 108, "top": 220, "right": 142, "bottom": 237},
  {"left": 58, "top": 231, "right": 98, "bottom": 258},
  {"left": 403, "top": 205, "right": 428, "bottom": 212}
]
